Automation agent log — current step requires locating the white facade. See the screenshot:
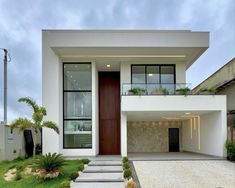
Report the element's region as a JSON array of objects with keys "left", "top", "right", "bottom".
[{"left": 42, "top": 30, "right": 227, "bottom": 158}]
